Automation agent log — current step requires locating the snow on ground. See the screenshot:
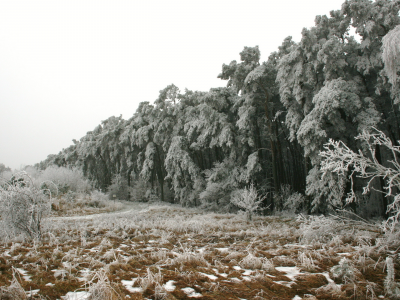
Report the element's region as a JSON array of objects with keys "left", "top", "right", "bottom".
[
  {"left": 181, "top": 287, "right": 203, "bottom": 298},
  {"left": 61, "top": 291, "right": 91, "bottom": 300},
  {"left": 275, "top": 266, "right": 302, "bottom": 281},
  {"left": 163, "top": 280, "right": 176, "bottom": 291},
  {"left": 121, "top": 278, "right": 143, "bottom": 293},
  {"left": 16, "top": 268, "right": 32, "bottom": 281}
]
